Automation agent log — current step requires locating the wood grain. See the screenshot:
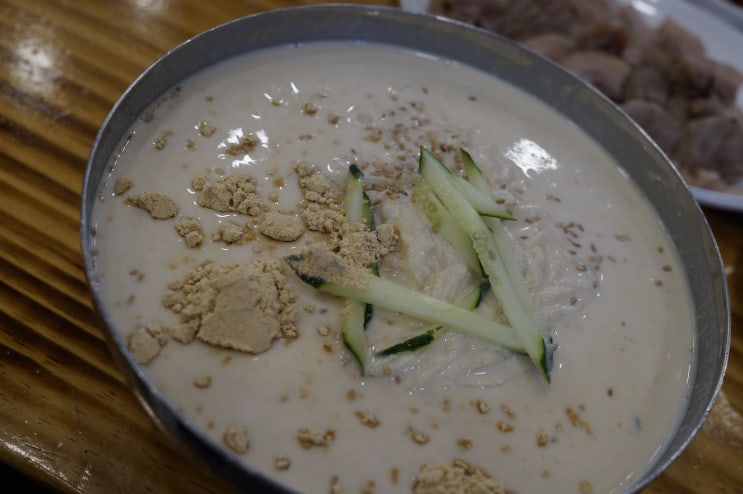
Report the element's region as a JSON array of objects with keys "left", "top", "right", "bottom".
[{"left": 0, "top": 1, "right": 740, "bottom": 493}]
